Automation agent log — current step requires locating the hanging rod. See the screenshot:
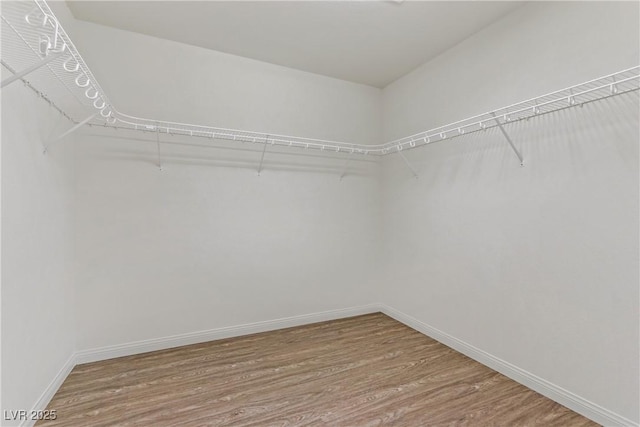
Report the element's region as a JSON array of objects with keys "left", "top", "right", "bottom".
[
  {"left": 0, "top": 59, "right": 74, "bottom": 123},
  {"left": 1, "top": 0, "right": 639, "bottom": 158},
  {"left": 381, "top": 68, "right": 640, "bottom": 154}
]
